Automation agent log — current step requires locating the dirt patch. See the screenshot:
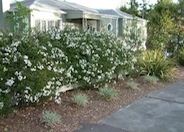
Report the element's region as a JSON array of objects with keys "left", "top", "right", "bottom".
[{"left": 0, "top": 67, "right": 184, "bottom": 132}]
